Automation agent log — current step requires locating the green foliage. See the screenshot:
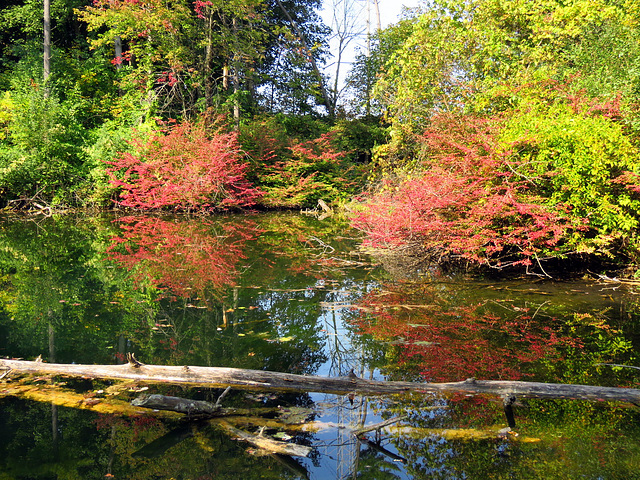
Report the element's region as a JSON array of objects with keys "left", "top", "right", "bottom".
[
  {"left": 84, "top": 120, "right": 137, "bottom": 206},
  {"left": 0, "top": 85, "right": 88, "bottom": 206},
  {"left": 371, "top": 0, "right": 635, "bottom": 133},
  {"left": 499, "top": 83, "right": 640, "bottom": 258},
  {"left": 239, "top": 117, "right": 367, "bottom": 208},
  {"left": 328, "top": 118, "right": 389, "bottom": 163}
]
